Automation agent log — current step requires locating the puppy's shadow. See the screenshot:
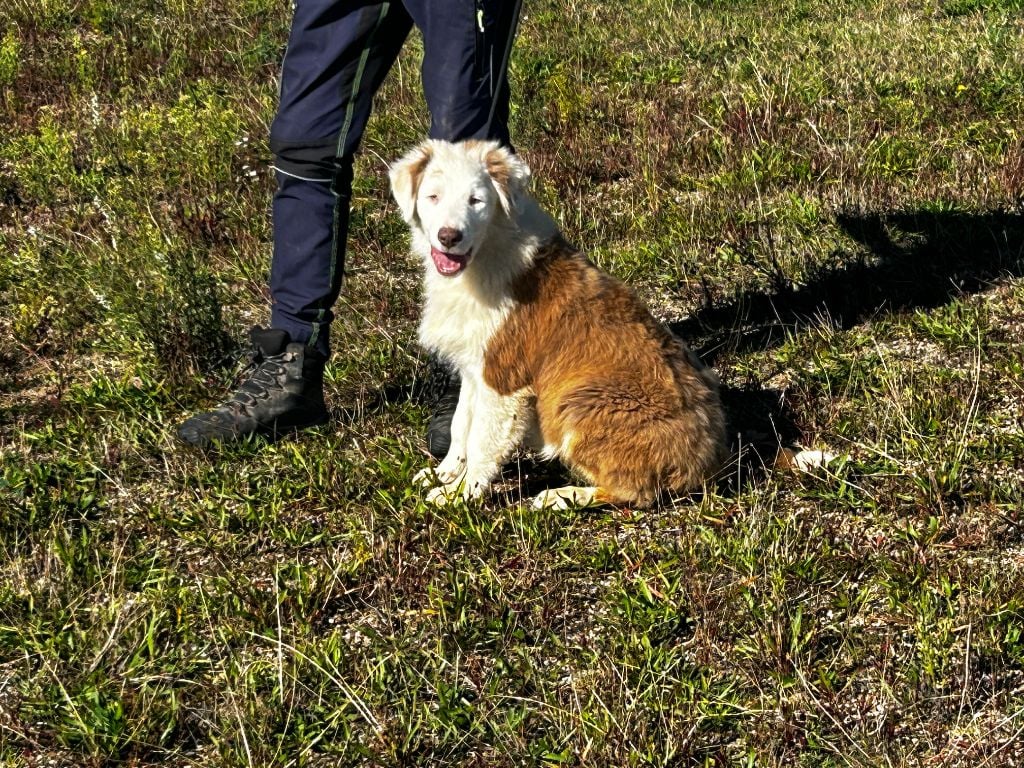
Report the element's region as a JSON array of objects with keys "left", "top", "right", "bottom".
[
  {"left": 495, "top": 455, "right": 575, "bottom": 503},
  {"left": 715, "top": 384, "right": 802, "bottom": 493}
]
